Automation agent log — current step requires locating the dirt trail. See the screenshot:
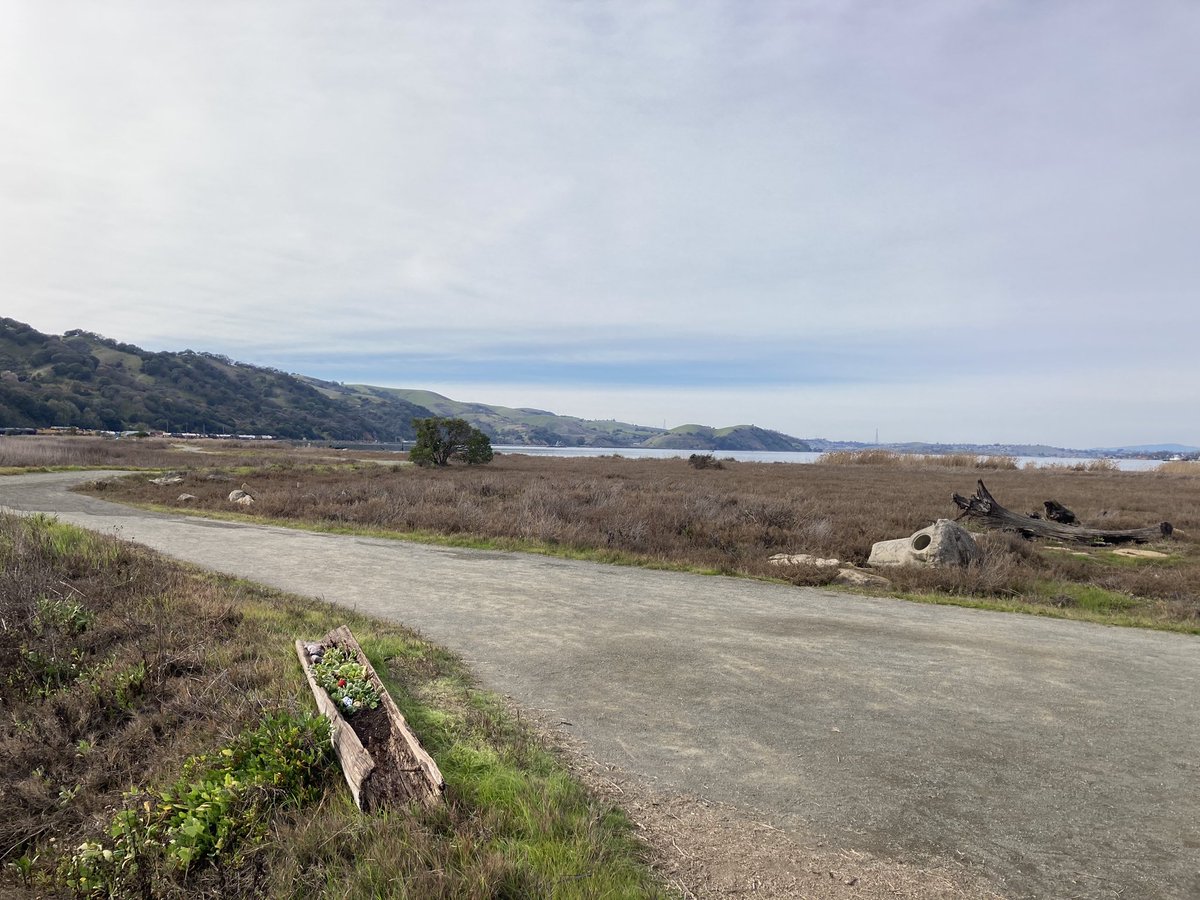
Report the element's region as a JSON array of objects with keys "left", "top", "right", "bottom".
[{"left": 2, "top": 471, "right": 1197, "bottom": 899}]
